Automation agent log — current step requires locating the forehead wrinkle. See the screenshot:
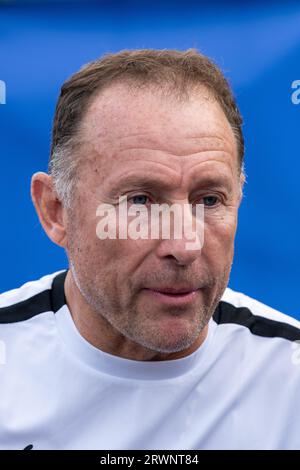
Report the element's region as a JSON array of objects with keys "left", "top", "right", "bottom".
[
  {"left": 87, "top": 142, "right": 237, "bottom": 190},
  {"left": 90, "top": 134, "right": 236, "bottom": 174},
  {"left": 103, "top": 163, "right": 183, "bottom": 190},
  {"left": 100, "top": 154, "right": 236, "bottom": 197},
  {"left": 116, "top": 148, "right": 234, "bottom": 161},
  {"left": 92, "top": 132, "right": 235, "bottom": 160}
]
